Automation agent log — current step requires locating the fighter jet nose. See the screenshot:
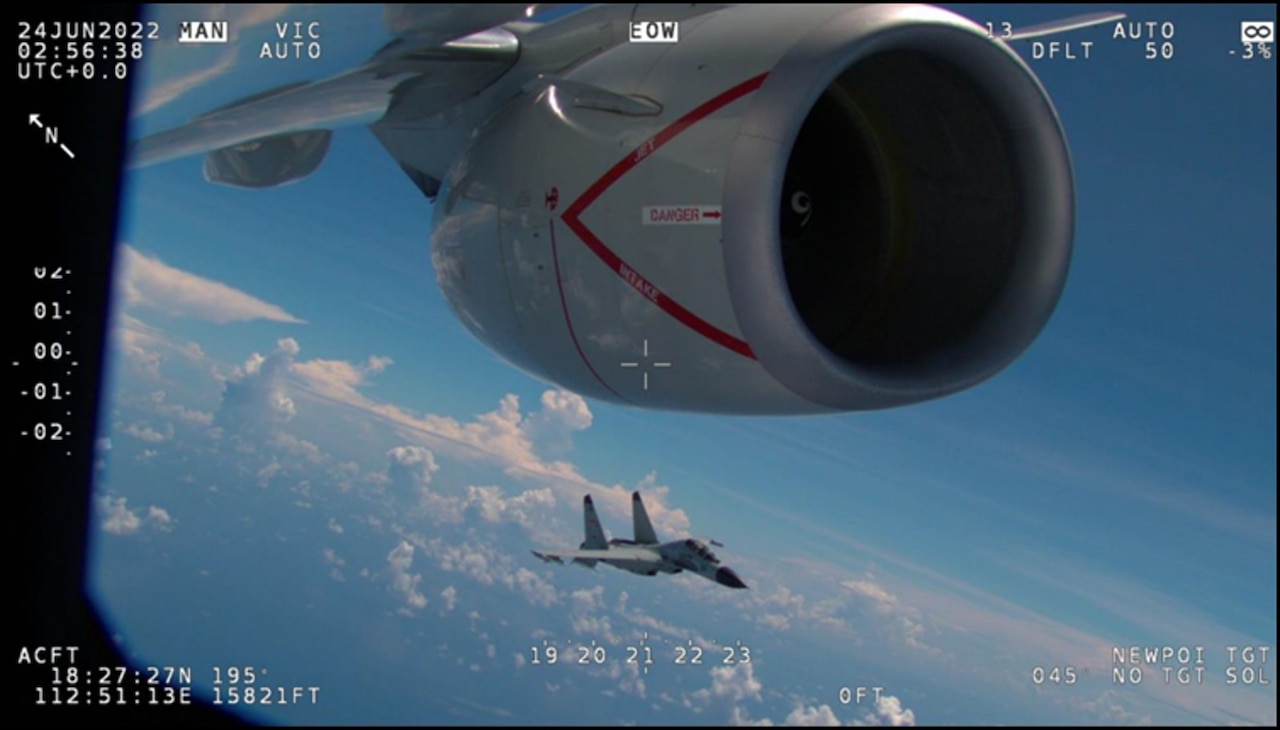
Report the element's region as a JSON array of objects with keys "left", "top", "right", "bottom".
[{"left": 715, "top": 567, "right": 748, "bottom": 589}]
